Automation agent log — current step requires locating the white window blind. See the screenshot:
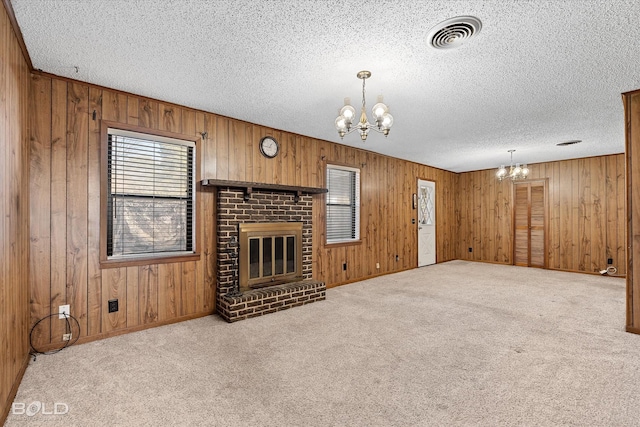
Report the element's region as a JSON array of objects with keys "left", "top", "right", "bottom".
[
  {"left": 326, "top": 165, "right": 360, "bottom": 243},
  {"left": 107, "top": 128, "right": 195, "bottom": 258}
]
